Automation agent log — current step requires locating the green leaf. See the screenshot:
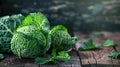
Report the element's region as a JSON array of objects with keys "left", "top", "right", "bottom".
[
  {"left": 51, "top": 49, "right": 71, "bottom": 62},
  {"left": 0, "top": 14, "right": 24, "bottom": 52},
  {"left": 108, "top": 51, "right": 120, "bottom": 59},
  {"left": 50, "top": 25, "right": 68, "bottom": 36},
  {"left": 17, "top": 12, "right": 50, "bottom": 34},
  {"left": 69, "top": 36, "right": 78, "bottom": 45},
  {"left": 44, "top": 33, "right": 51, "bottom": 52},
  {"left": 51, "top": 49, "right": 71, "bottom": 63},
  {"left": 35, "top": 57, "right": 51, "bottom": 64},
  {"left": 0, "top": 54, "right": 4, "bottom": 60},
  {"left": 35, "top": 51, "right": 70, "bottom": 64},
  {"left": 66, "top": 36, "right": 78, "bottom": 49},
  {"left": 103, "top": 39, "right": 117, "bottom": 47},
  {"left": 52, "top": 49, "right": 57, "bottom": 57},
  {"left": 79, "top": 39, "right": 100, "bottom": 51},
  {"left": 56, "top": 51, "right": 70, "bottom": 62}
]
